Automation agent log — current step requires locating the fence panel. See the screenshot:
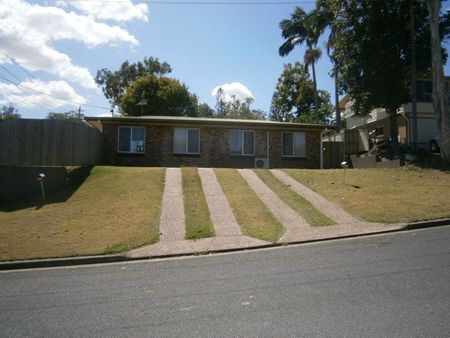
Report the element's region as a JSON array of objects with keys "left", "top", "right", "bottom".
[{"left": 0, "top": 119, "right": 102, "bottom": 166}]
